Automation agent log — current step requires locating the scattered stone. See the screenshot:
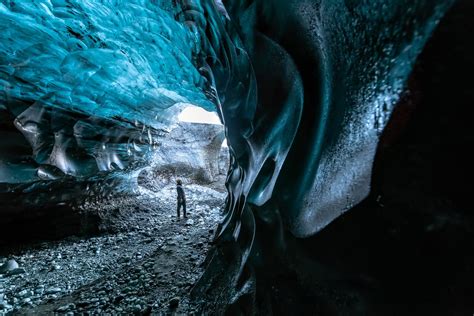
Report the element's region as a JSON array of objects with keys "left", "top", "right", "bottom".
[
  {"left": 57, "top": 305, "right": 68, "bottom": 312},
  {"left": 17, "top": 289, "right": 32, "bottom": 298},
  {"left": 35, "top": 286, "right": 44, "bottom": 294},
  {"left": 56, "top": 303, "right": 75, "bottom": 312},
  {"left": 142, "top": 231, "right": 152, "bottom": 237},
  {"left": 0, "top": 259, "right": 19, "bottom": 274},
  {"left": 8, "top": 267, "right": 26, "bottom": 276},
  {"left": 45, "top": 287, "right": 62, "bottom": 295},
  {"left": 0, "top": 301, "right": 12, "bottom": 311},
  {"left": 133, "top": 304, "right": 142, "bottom": 312},
  {"left": 168, "top": 297, "right": 180, "bottom": 308},
  {"left": 49, "top": 294, "right": 58, "bottom": 300}
]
